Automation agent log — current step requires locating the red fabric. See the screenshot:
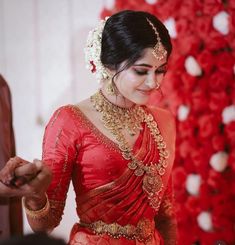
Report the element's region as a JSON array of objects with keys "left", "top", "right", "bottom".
[{"left": 42, "top": 105, "right": 176, "bottom": 244}]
